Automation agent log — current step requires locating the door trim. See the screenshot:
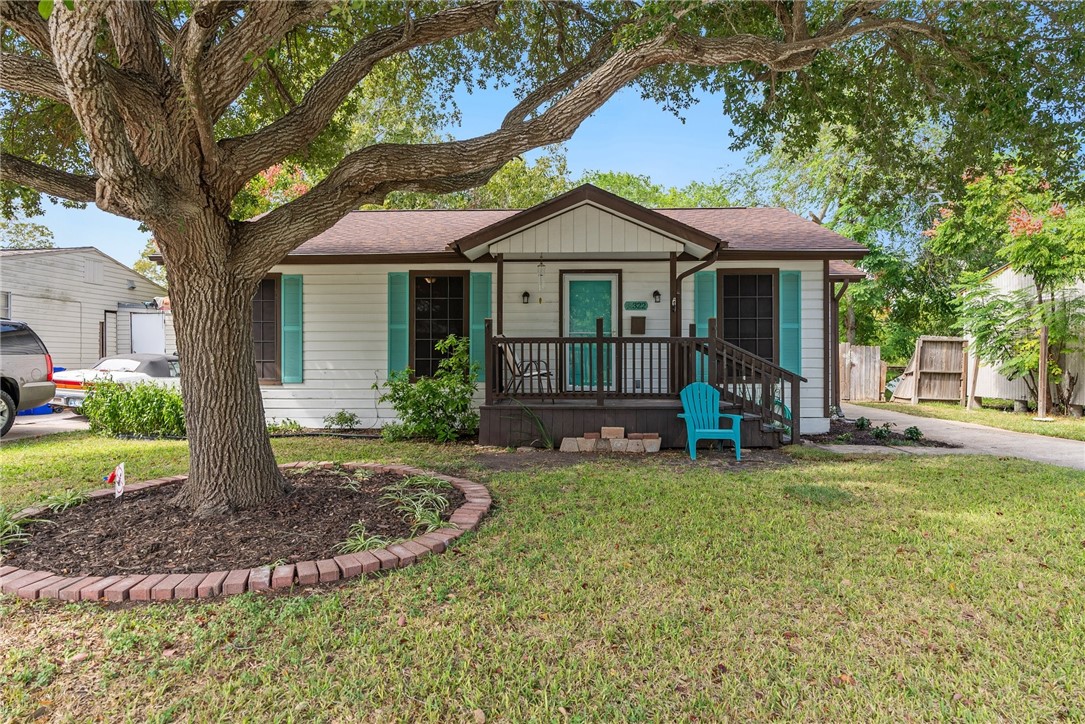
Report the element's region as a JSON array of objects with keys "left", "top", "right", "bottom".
[{"left": 558, "top": 269, "right": 623, "bottom": 338}]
